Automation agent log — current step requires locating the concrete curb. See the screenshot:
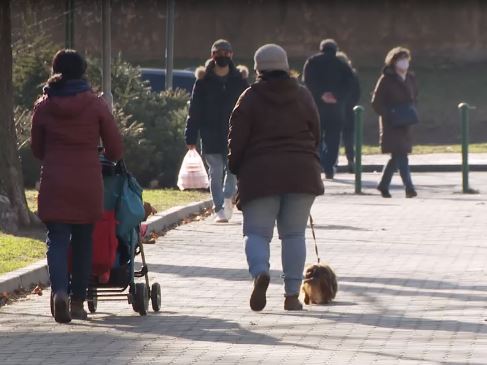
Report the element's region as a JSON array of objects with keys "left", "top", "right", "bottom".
[
  {"left": 0, "top": 260, "right": 49, "bottom": 294},
  {"left": 0, "top": 199, "right": 213, "bottom": 295},
  {"left": 141, "top": 199, "right": 213, "bottom": 236}
]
